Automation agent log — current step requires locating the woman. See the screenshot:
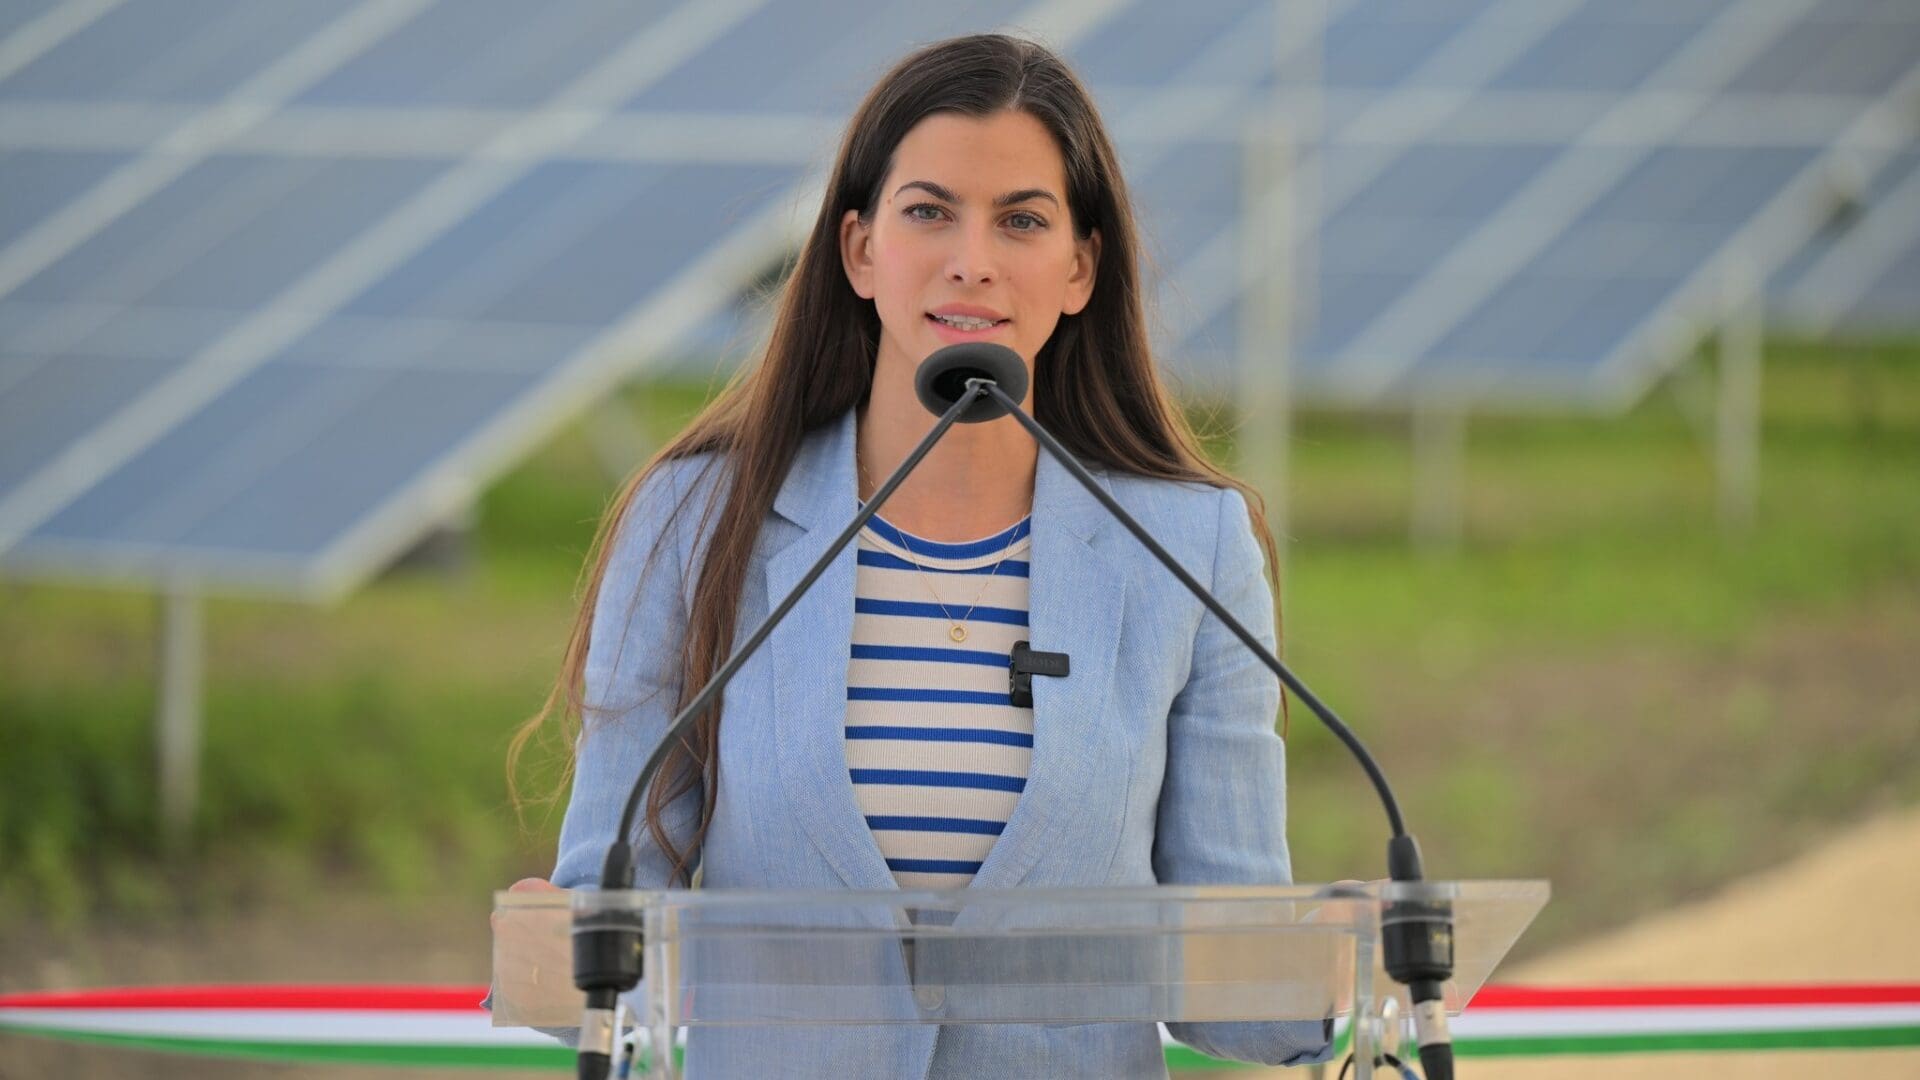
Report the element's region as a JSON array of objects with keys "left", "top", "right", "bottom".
[{"left": 509, "top": 33, "right": 1331, "bottom": 1078}]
